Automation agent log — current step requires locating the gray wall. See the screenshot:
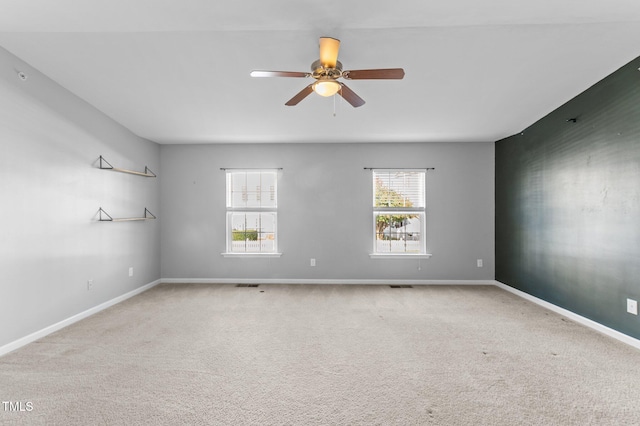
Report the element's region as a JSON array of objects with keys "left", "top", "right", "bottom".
[
  {"left": 160, "top": 142, "right": 494, "bottom": 281},
  {"left": 0, "top": 46, "right": 160, "bottom": 348},
  {"left": 496, "top": 56, "right": 640, "bottom": 339}
]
